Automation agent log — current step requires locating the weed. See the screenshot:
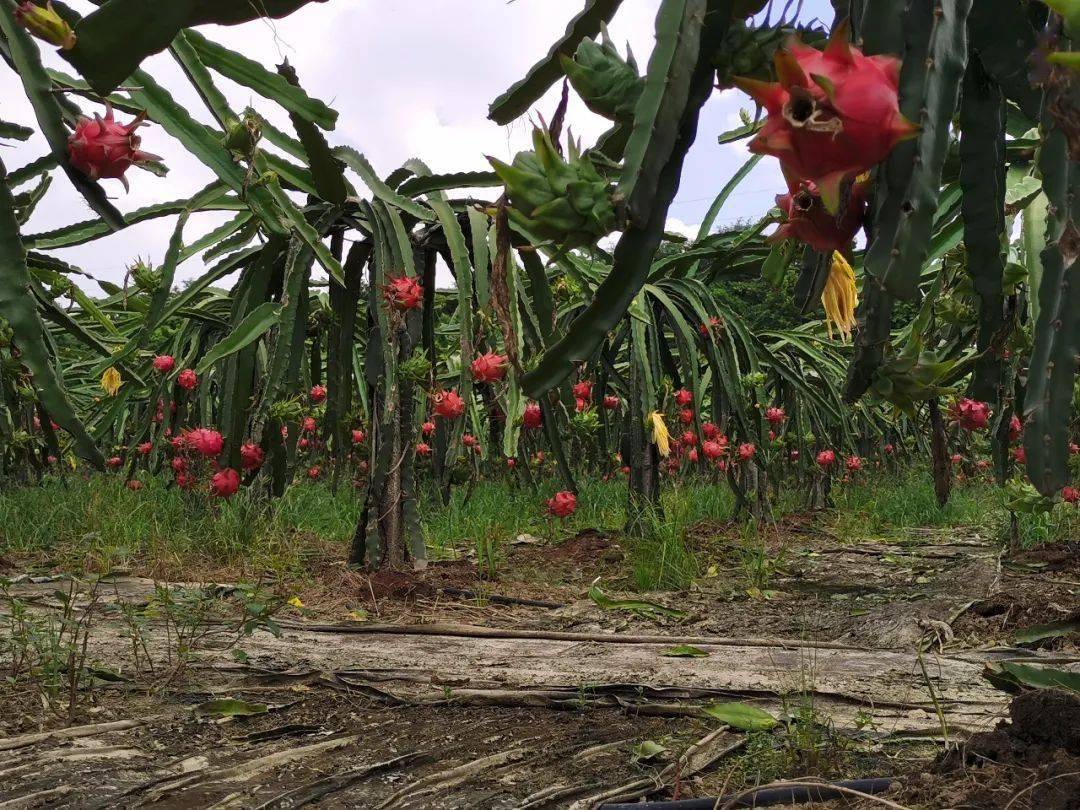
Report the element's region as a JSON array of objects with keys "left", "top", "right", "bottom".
[
  {"left": 115, "top": 580, "right": 285, "bottom": 685},
  {"left": 1, "top": 577, "right": 101, "bottom": 724},
  {"left": 735, "top": 519, "right": 784, "bottom": 595},
  {"left": 831, "top": 467, "right": 995, "bottom": 539},
  {"left": 628, "top": 494, "right": 698, "bottom": 591}
]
